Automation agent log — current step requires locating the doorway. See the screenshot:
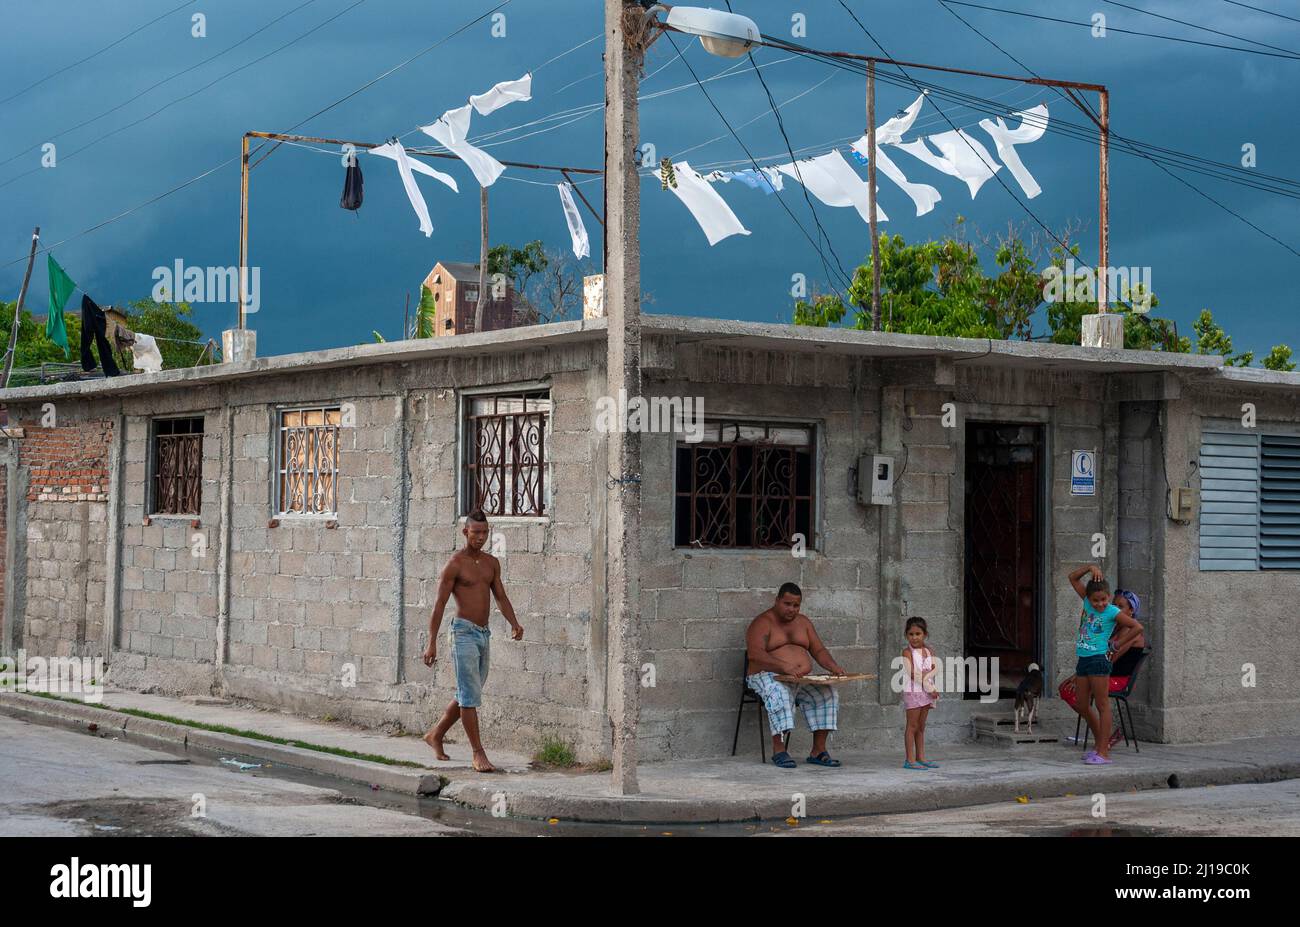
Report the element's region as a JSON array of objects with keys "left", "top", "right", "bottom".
[{"left": 964, "top": 422, "right": 1043, "bottom": 696}]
